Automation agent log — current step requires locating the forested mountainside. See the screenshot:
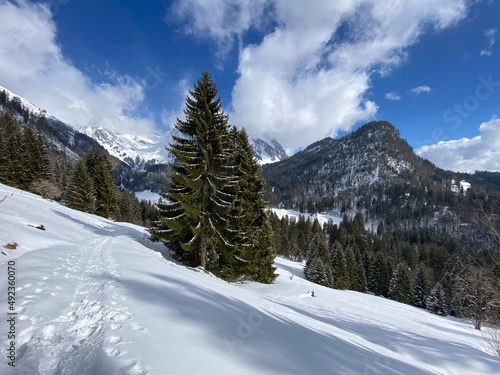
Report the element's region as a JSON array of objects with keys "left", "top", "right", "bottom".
[
  {"left": 262, "top": 121, "right": 500, "bottom": 248},
  {"left": 0, "top": 87, "right": 170, "bottom": 193}
]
